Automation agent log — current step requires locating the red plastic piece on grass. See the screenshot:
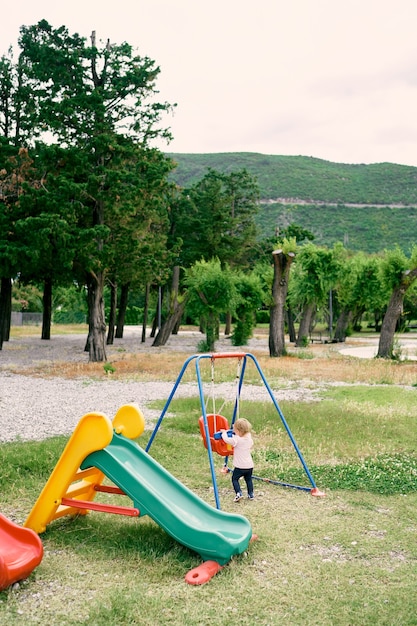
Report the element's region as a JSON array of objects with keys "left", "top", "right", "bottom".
[
  {"left": 0, "top": 513, "right": 43, "bottom": 591},
  {"left": 185, "top": 560, "right": 223, "bottom": 585},
  {"left": 310, "top": 487, "right": 326, "bottom": 497}
]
